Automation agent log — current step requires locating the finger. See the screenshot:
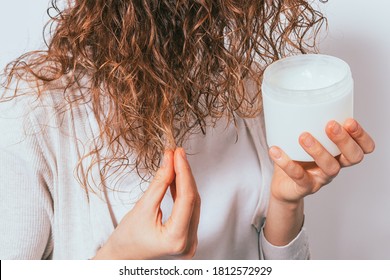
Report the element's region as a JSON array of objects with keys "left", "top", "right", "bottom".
[
  {"left": 170, "top": 177, "right": 200, "bottom": 259},
  {"left": 180, "top": 164, "right": 201, "bottom": 258},
  {"left": 343, "top": 118, "right": 375, "bottom": 154},
  {"left": 299, "top": 132, "right": 341, "bottom": 178},
  {"left": 172, "top": 147, "right": 200, "bottom": 259},
  {"left": 184, "top": 198, "right": 200, "bottom": 258},
  {"left": 141, "top": 150, "right": 175, "bottom": 209},
  {"left": 269, "top": 146, "right": 313, "bottom": 189},
  {"left": 165, "top": 147, "right": 200, "bottom": 239},
  {"left": 325, "top": 120, "right": 365, "bottom": 166}
]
